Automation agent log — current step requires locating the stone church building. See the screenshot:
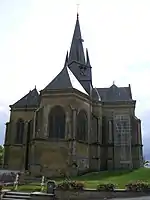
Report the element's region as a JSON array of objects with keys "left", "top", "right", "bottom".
[{"left": 3, "top": 14, "right": 143, "bottom": 177}]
